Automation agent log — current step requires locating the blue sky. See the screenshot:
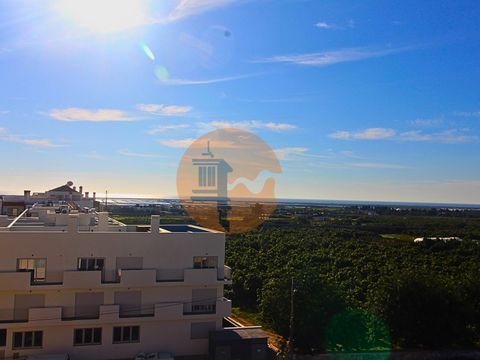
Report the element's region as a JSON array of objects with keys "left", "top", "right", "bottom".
[{"left": 0, "top": 0, "right": 479, "bottom": 203}]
